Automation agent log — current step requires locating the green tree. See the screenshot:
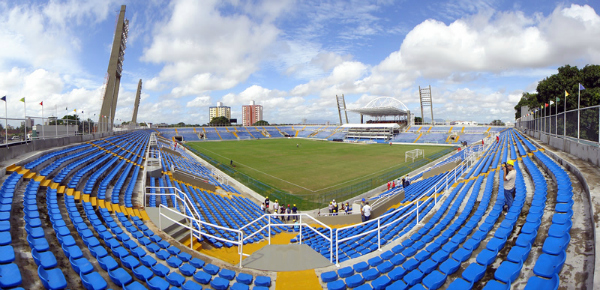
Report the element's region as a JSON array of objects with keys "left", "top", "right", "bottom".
[
  {"left": 209, "top": 116, "right": 230, "bottom": 126},
  {"left": 491, "top": 120, "right": 505, "bottom": 126},
  {"left": 139, "top": 122, "right": 147, "bottom": 127},
  {"left": 253, "top": 120, "right": 269, "bottom": 126},
  {"left": 176, "top": 122, "right": 186, "bottom": 127},
  {"left": 414, "top": 117, "right": 422, "bottom": 124}
]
